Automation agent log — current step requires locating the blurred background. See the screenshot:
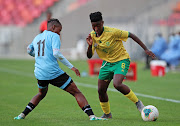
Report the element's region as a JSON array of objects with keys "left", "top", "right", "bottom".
[
  {"left": 0, "top": 1, "right": 180, "bottom": 125},
  {"left": 0, "top": 0, "right": 180, "bottom": 61}
]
